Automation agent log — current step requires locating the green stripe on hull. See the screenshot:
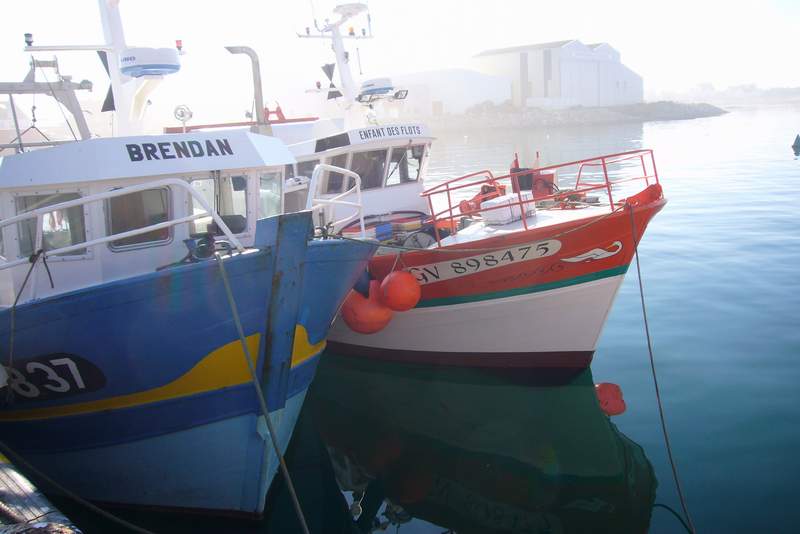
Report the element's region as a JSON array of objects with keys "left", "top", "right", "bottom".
[{"left": 416, "top": 264, "right": 630, "bottom": 308}]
